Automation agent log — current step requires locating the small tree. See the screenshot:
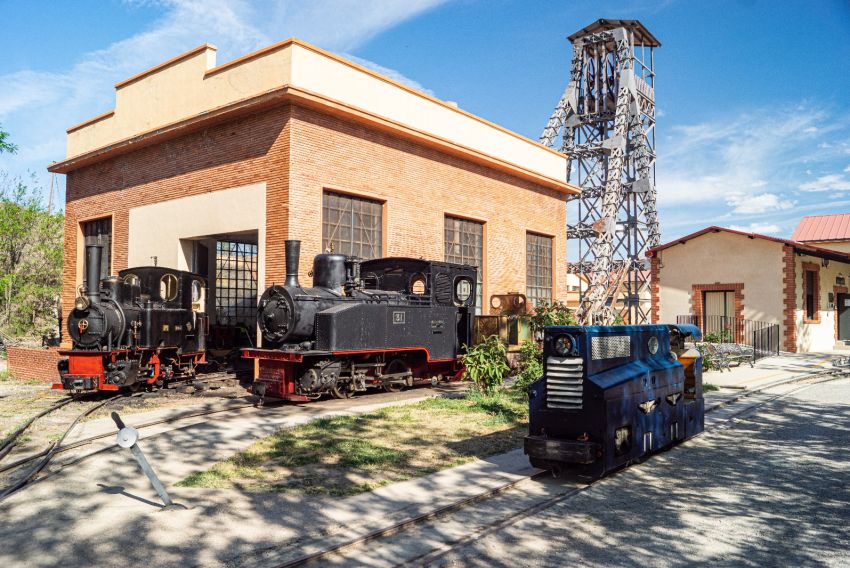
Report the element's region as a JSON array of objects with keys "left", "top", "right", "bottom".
[
  {"left": 0, "top": 126, "right": 17, "bottom": 155},
  {"left": 461, "top": 335, "right": 509, "bottom": 395}
]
